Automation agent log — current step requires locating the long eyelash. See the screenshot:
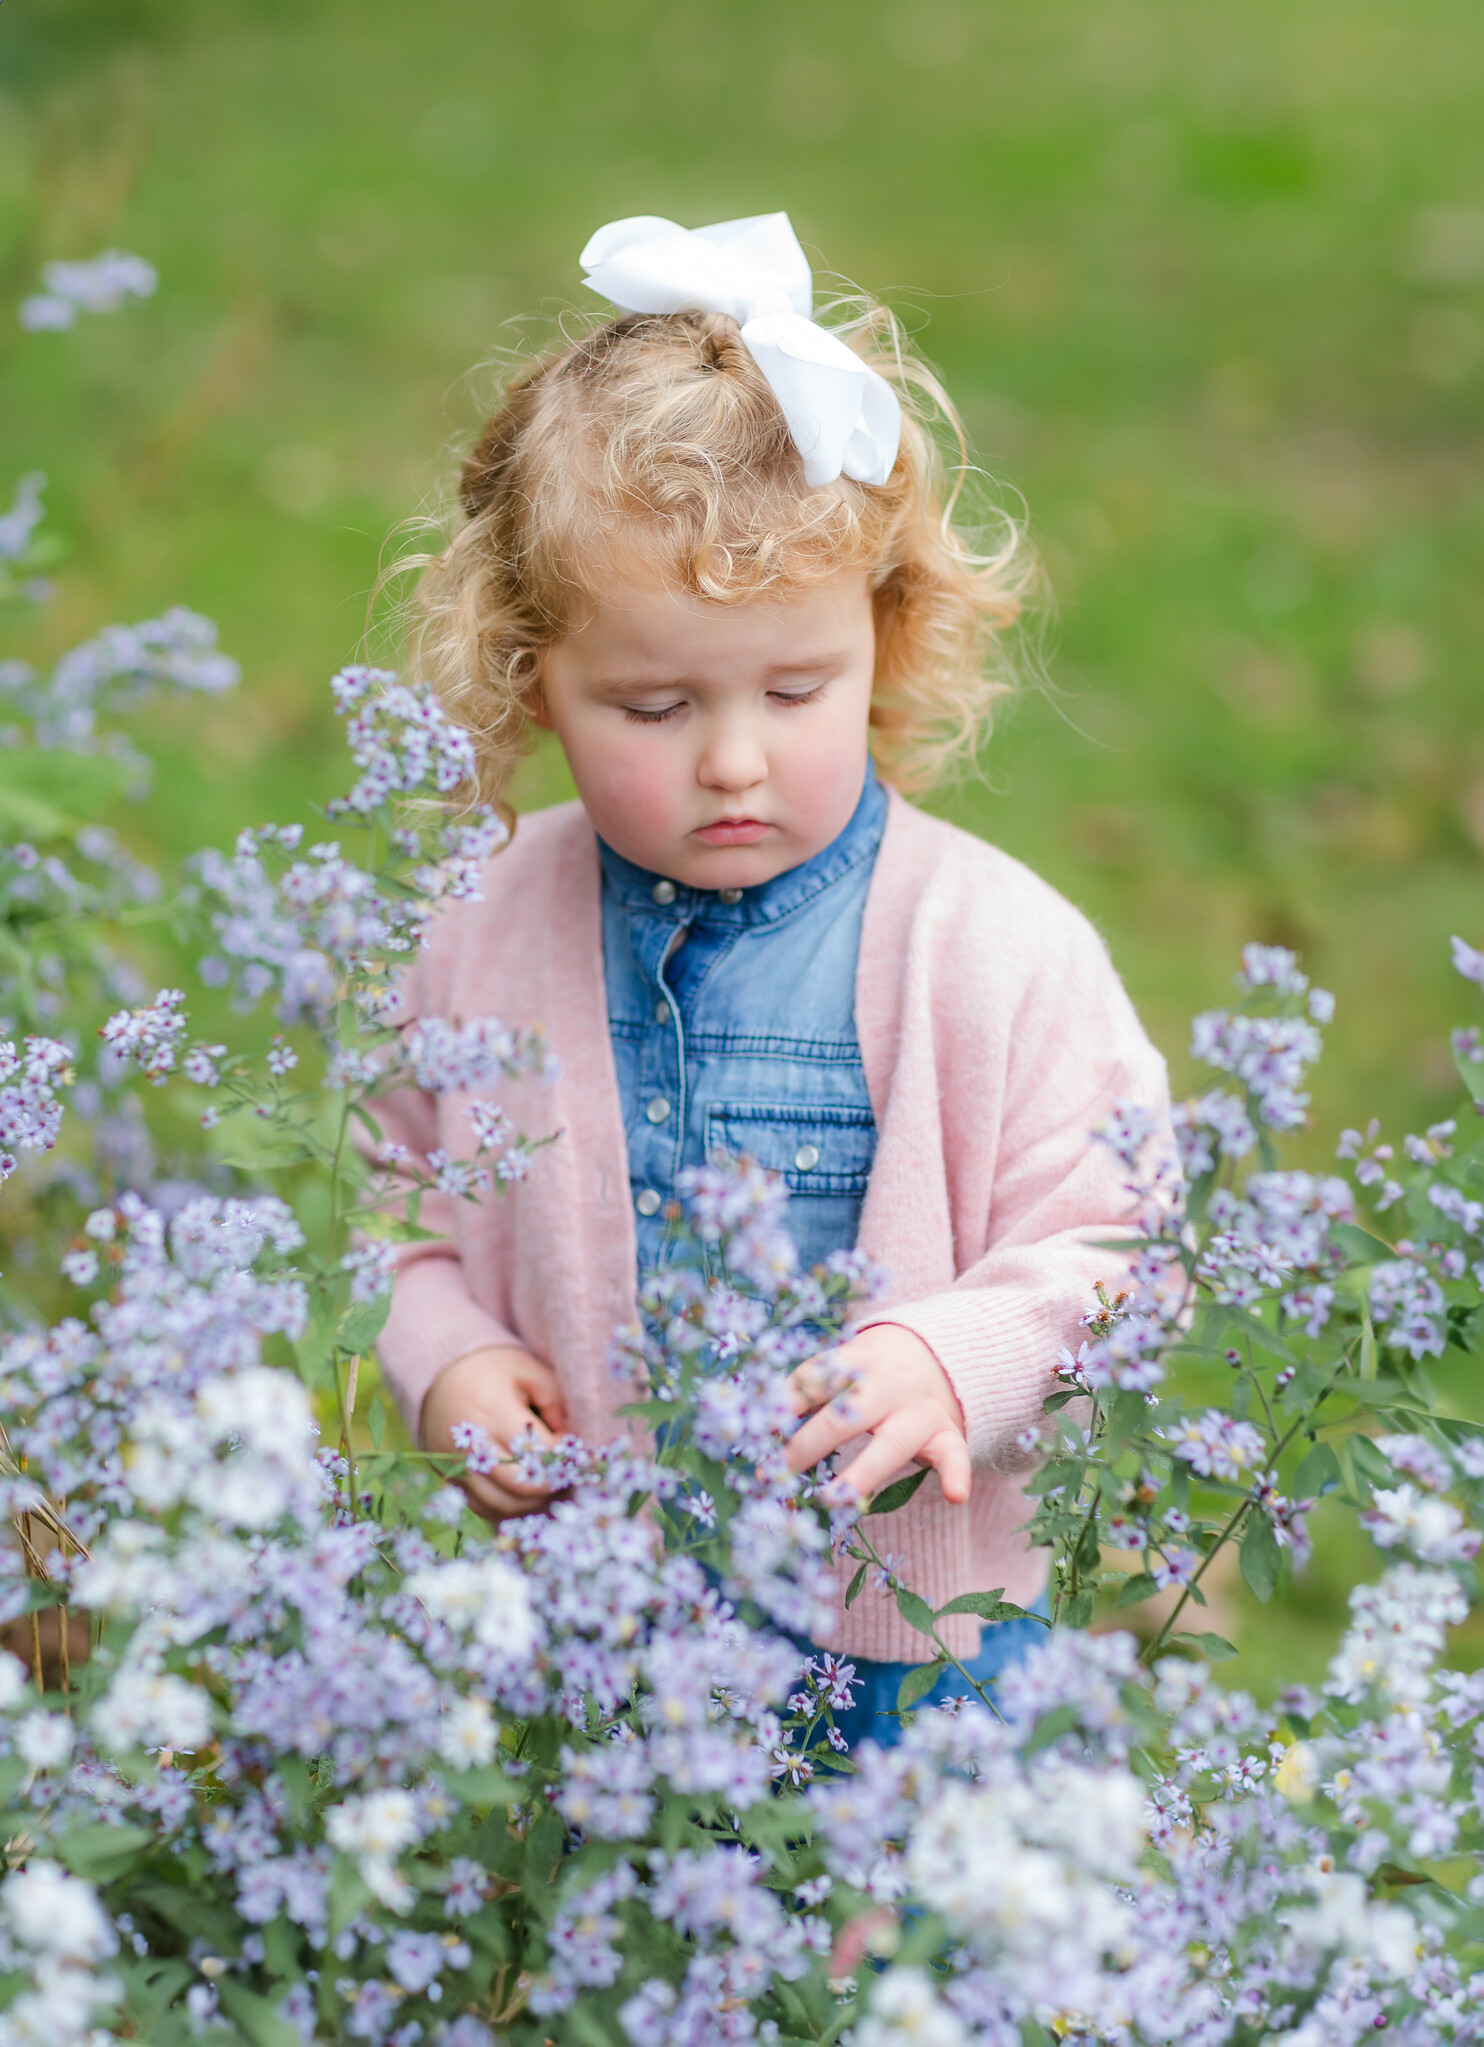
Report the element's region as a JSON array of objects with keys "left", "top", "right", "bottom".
[
  {"left": 771, "top": 685, "right": 826, "bottom": 709},
  {"left": 622, "top": 704, "right": 684, "bottom": 725}
]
